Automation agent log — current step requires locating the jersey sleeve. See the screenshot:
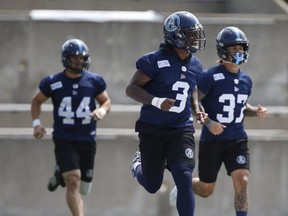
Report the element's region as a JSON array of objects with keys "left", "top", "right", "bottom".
[
  {"left": 197, "top": 69, "right": 213, "bottom": 95},
  {"left": 39, "top": 76, "right": 52, "bottom": 97},
  {"left": 135, "top": 53, "right": 156, "bottom": 79},
  {"left": 246, "top": 74, "right": 253, "bottom": 96},
  {"left": 93, "top": 75, "right": 107, "bottom": 96}
]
